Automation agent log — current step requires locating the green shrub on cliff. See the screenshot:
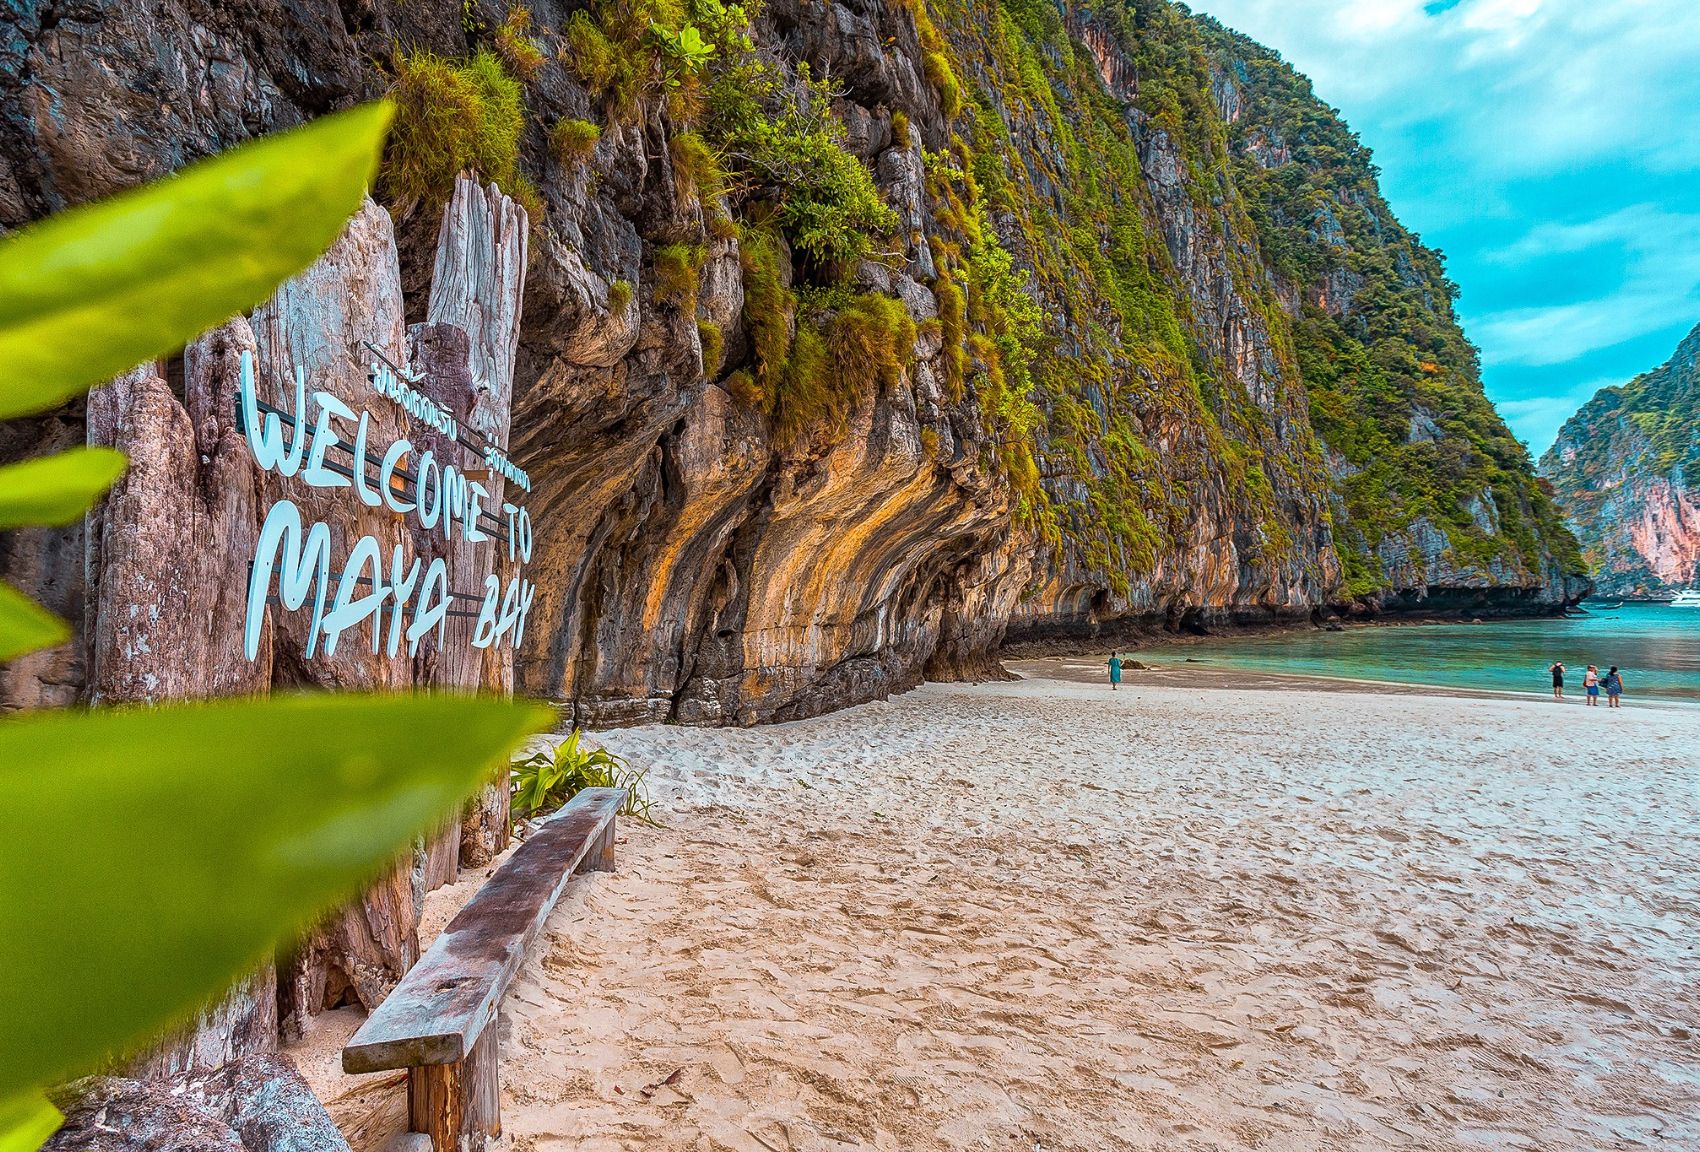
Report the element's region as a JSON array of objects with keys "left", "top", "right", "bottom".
[
  {"left": 653, "top": 241, "right": 706, "bottom": 307},
  {"left": 607, "top": 277, "right": 634, "bottom": 313},
  {"left": 731, "top": 222, "right": 924, "bottom": 441},
  {"left": 495, "top": 5, "right": 547, "bottom": 80},
  {"left": 383, "top": 49, "right": 525, "bottom": 213},
  {"left": 829, "top": 293, "right": 917, "bottom": 394},
  {"left": 704, "top": 62, "right": 897, "bottom": 268},
  {"left": 697, "top": 318, "right": 725, "bottom": 373},
  {"left": 668, "top": 130, "right": 724, "bottom": 205},
  {"left": 563, "top": 11, "right": 622, "bottom": 93},
  {"left": 737, "top": 222, "right": 794, "bottom": 406},
  {"left": 561, "top": 0, "right": 718, "bottom": 121}
]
